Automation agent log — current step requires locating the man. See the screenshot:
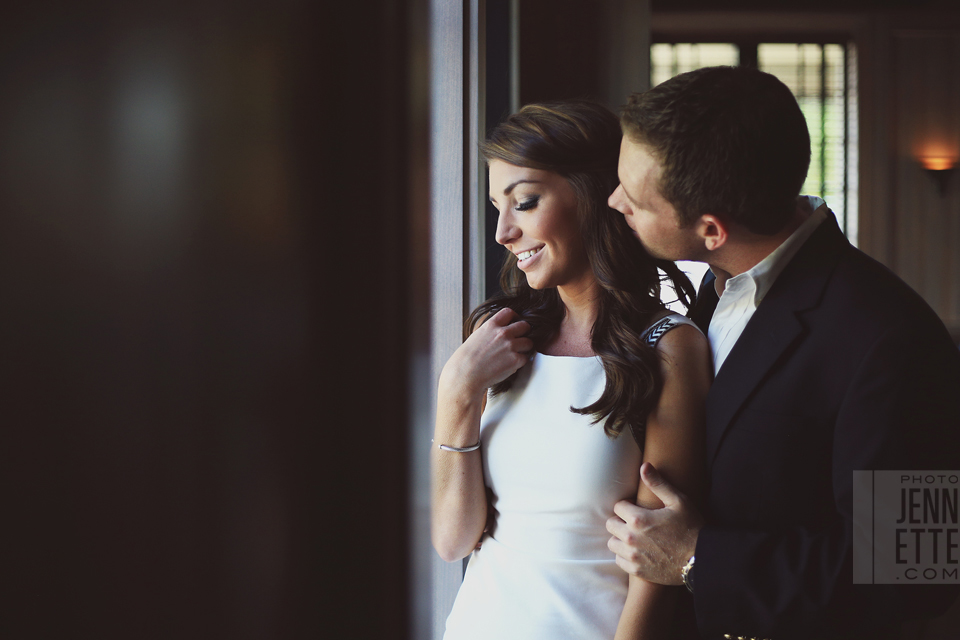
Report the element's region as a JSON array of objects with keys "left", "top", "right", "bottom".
[{"left": 606, "top": 66, "right": 960, "bottom": 639}]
